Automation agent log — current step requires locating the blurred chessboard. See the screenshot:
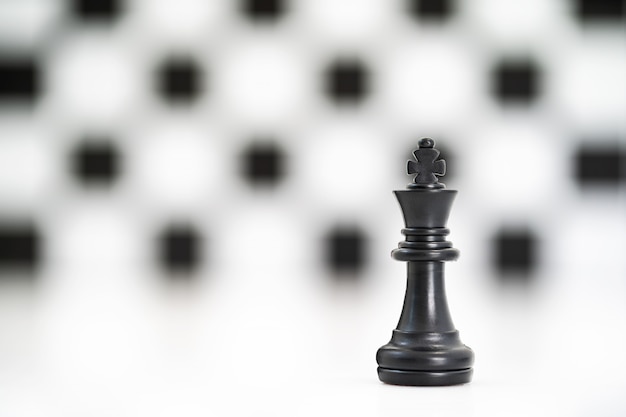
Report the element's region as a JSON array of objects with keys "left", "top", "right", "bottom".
[{"left": 0, "top": 1, "right": 625, "bottom": 416}]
